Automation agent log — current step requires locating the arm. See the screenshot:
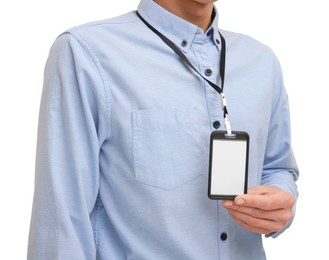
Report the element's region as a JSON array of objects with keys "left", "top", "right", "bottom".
[
  {"left": 28, "top": 32, "right": 109, "bottom": 259},
  {"left": 223, "top": 57, "right": 299, "bottom": 237}
]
